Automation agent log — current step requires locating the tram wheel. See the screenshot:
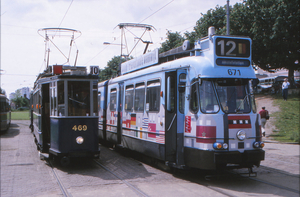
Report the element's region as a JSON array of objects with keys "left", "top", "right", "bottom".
[{"left": 60, "top": 156, "right": 70, "bottom": 167}]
